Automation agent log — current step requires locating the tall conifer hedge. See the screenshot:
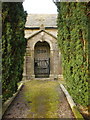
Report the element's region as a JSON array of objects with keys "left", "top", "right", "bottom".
[
  {"left": 57, "top": 2, "right": 89, "bottom": 106},
  {"left": 2, "top": 2, "right": 27, "bottom": 102}
]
